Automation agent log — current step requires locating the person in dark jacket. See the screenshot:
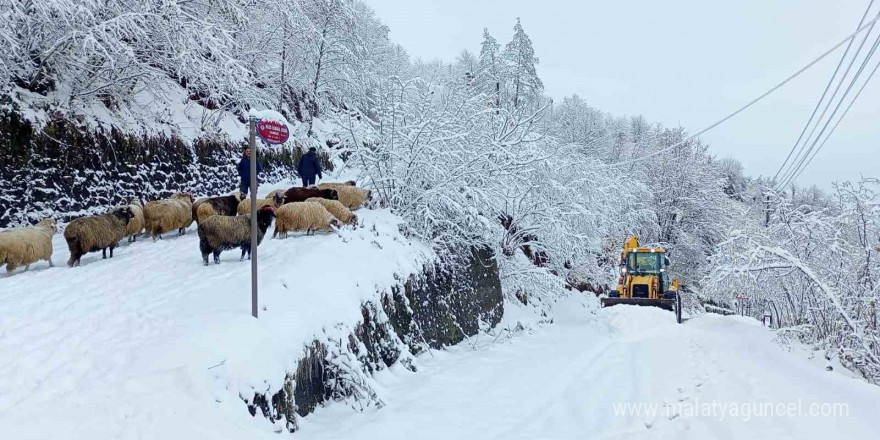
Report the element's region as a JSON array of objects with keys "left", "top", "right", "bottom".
[
  {"left": 297, "top": 147, "right": 322, "bottom": 187},
  {"left": 237, "top": 148, "right": 262, "bottom": 196}
]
